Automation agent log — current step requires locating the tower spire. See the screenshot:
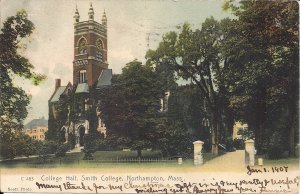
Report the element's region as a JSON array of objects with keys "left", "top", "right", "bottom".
[
  {"left": 74, "top": 4, "right": 80, "bottom": 23},
  {"left": 102, "top": 9, "right": 107, "bottom": 27},
  {"left": 88, "top": 2, "right": 94, "bottom": 21}
]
